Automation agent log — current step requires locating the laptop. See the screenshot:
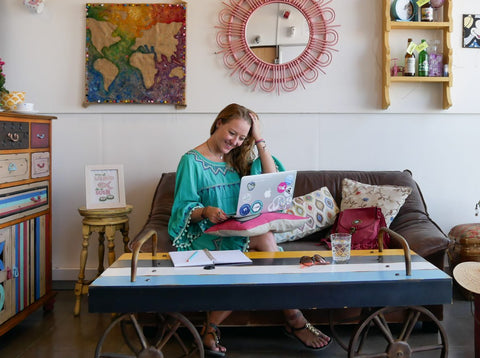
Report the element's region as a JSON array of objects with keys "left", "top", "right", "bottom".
[{"left": 231, "top": 170, "right": 297, "bottom": 220}]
